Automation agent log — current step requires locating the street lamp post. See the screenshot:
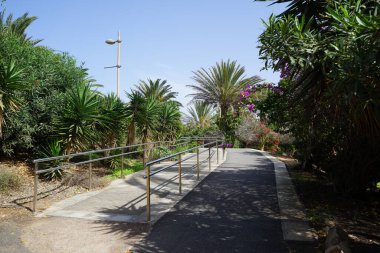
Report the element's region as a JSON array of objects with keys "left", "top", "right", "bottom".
[{"left": 105, "top": 31, "right": 122, "bottom": 97}]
